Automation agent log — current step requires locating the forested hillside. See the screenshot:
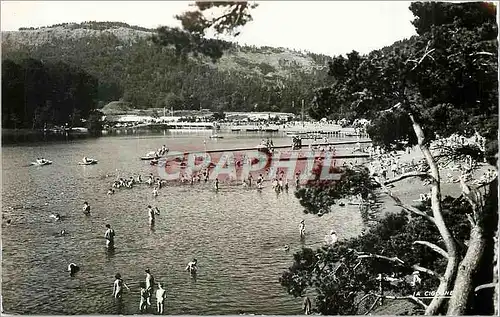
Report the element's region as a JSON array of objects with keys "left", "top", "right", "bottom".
[{"left": 2, "top": 21, "right": 333, "bottom": 113}]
